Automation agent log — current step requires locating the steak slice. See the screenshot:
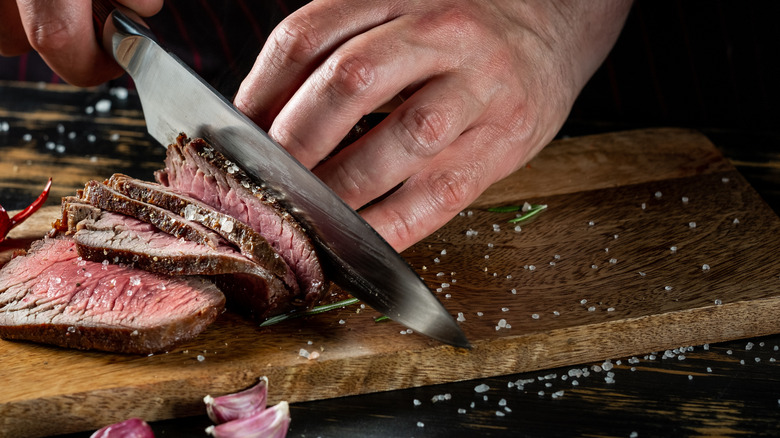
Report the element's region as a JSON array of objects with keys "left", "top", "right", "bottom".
[
  {"left": 0, "top": 237, "right": 225, "bottom": 354},
  {"left": 155, "top": 134, "right": 327, "bottom": 307},
  {"left": 70, "top": 206, "right": 298, "bottom": 319},
  {"left": 81, "top": 180, "right": 222, "bottom": 250},
  {"left": 105, "top": 174, "right": 296, "bottom": 290}
]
